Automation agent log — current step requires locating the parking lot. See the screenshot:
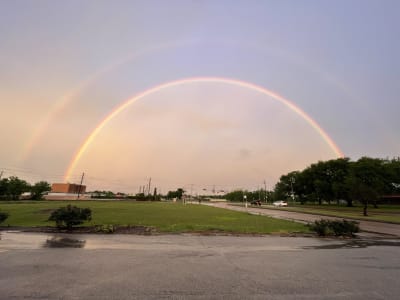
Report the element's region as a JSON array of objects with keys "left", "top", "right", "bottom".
[{"left": 1, "top": 232, "right": 399, "bottom": 299}]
